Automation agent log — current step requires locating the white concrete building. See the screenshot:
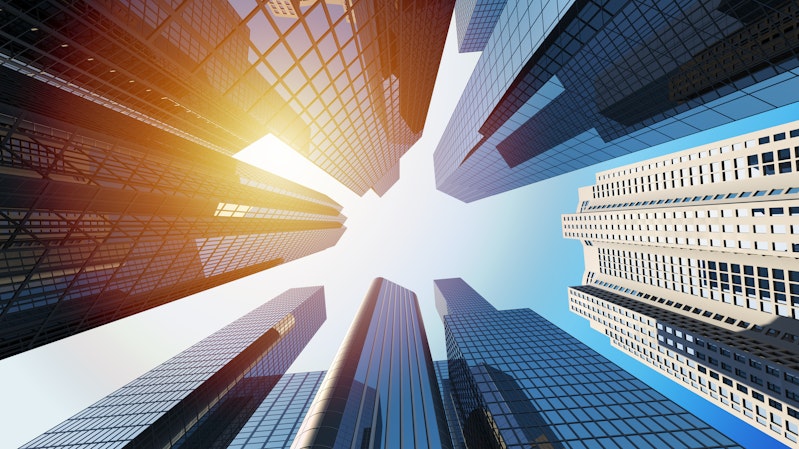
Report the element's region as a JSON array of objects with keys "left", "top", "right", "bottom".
[{"left": 563, "top": 121, "right": 799, "bottom": 447}]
